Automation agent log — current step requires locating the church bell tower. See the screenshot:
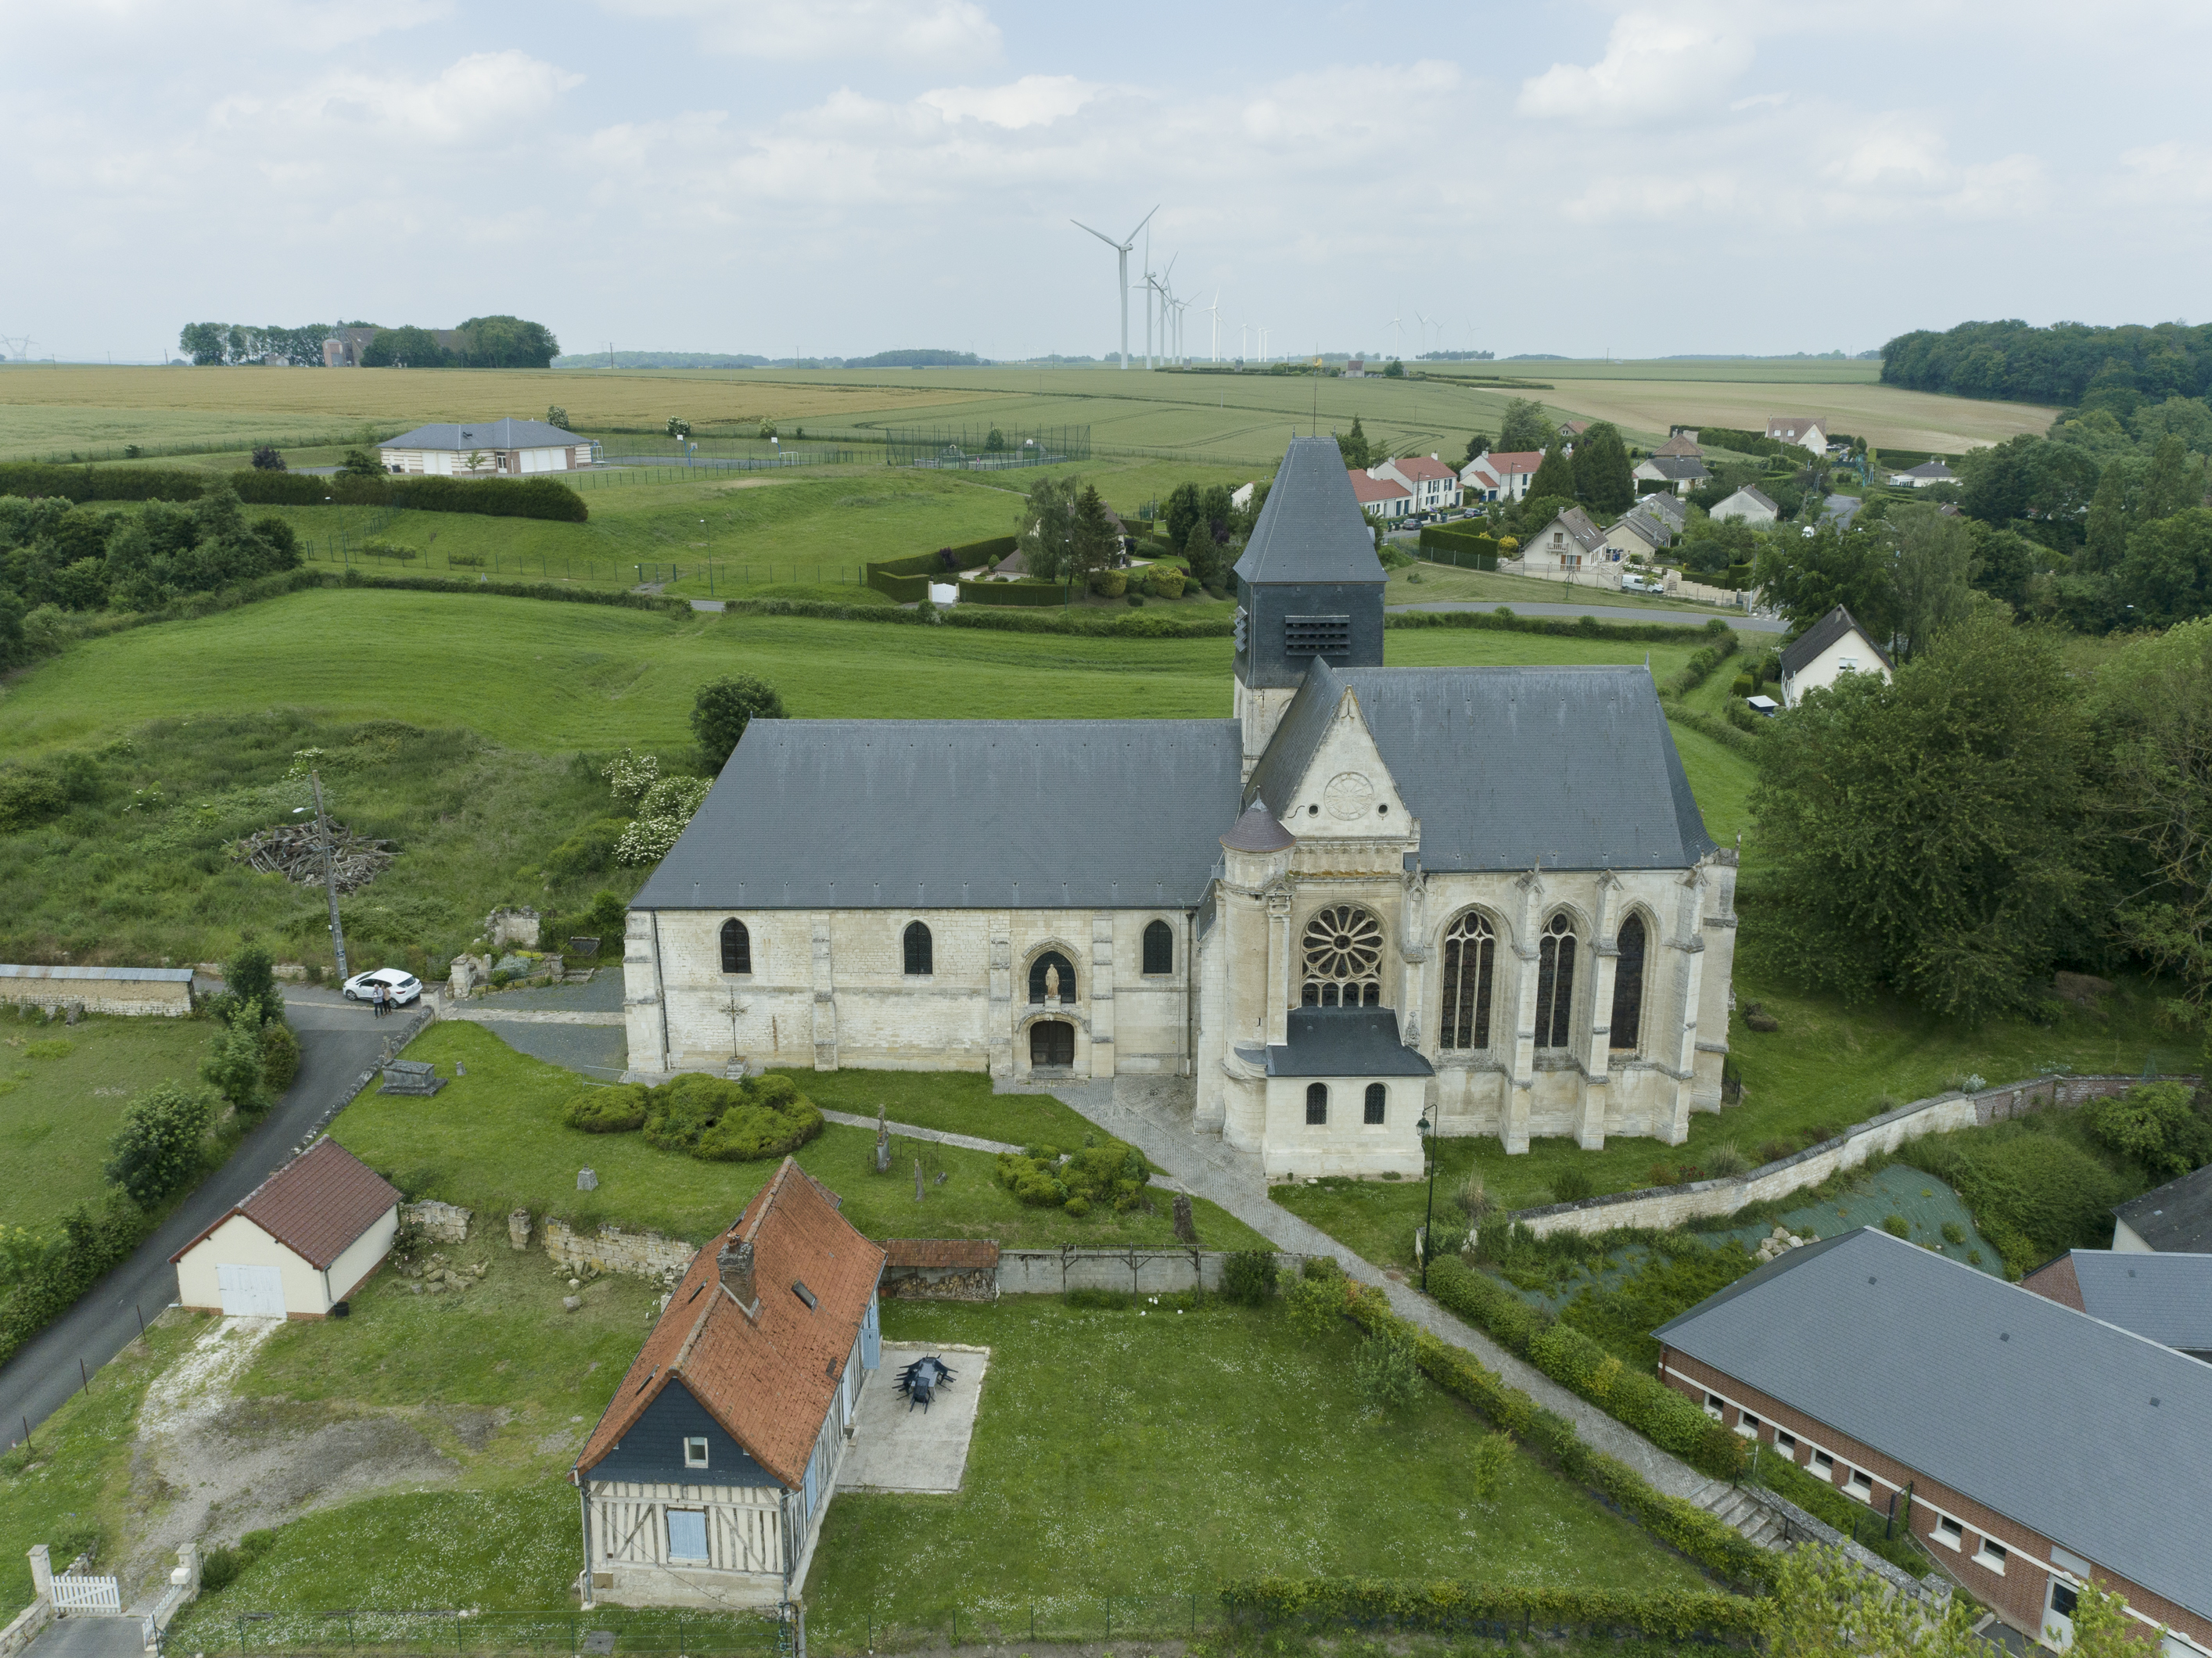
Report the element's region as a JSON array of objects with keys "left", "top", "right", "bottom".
[{"left": 1231, "top": 436, "right": 1390, "bottom": 778}]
